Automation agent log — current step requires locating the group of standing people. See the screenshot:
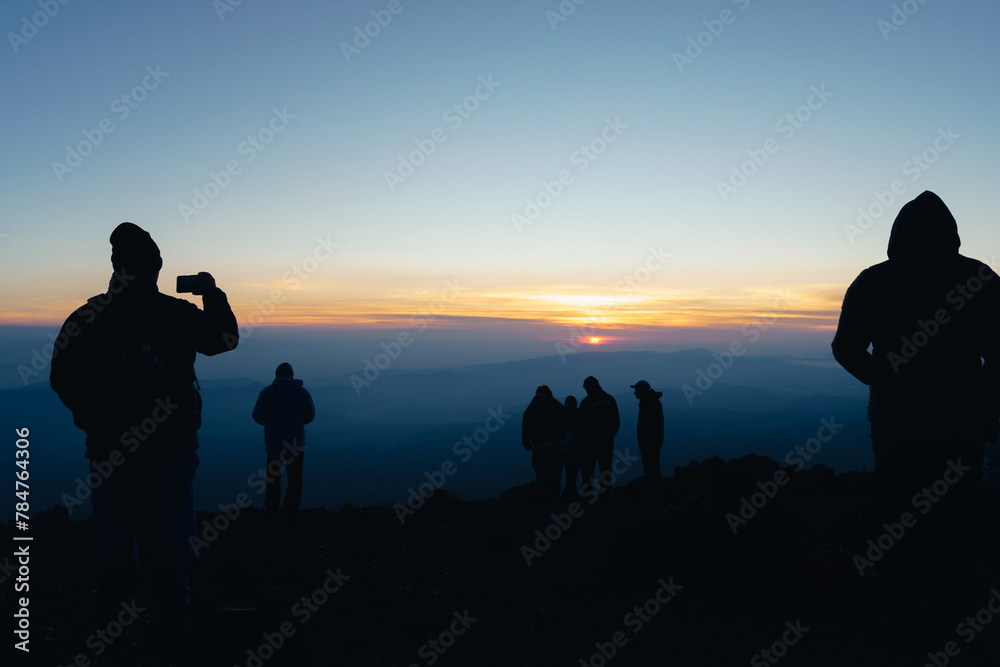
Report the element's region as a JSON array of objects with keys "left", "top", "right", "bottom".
[{"left": 521, "top": 375, "right": 664, "bottom": 502}]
